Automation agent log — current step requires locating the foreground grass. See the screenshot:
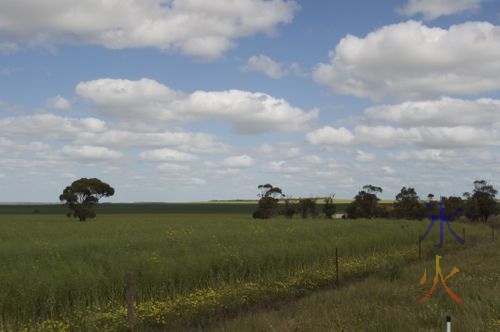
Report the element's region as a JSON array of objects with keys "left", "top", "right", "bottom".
[
  {"left": 0, "top": 214, "right": 493, "bottom": 330},
  {"left": 211, "top": 240, "right": 500, "bottom": 332}
]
